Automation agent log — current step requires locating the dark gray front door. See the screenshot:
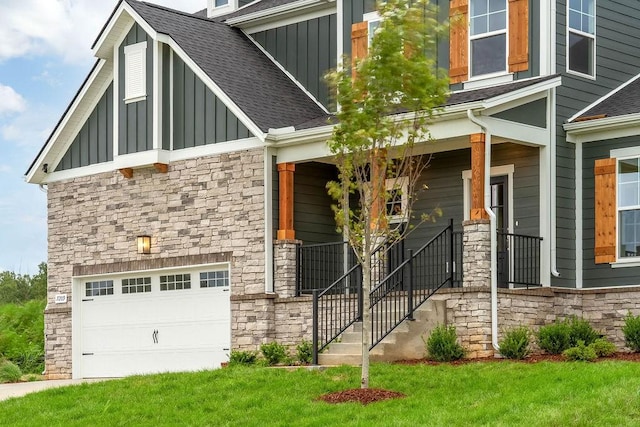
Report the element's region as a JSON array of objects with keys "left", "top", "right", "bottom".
[{"left": 491, "top": 176, "right": 509, "bottom": 288}]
